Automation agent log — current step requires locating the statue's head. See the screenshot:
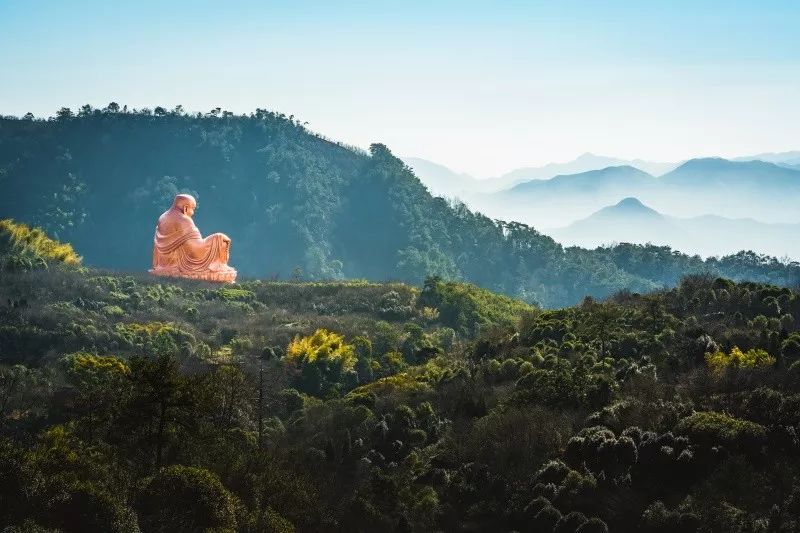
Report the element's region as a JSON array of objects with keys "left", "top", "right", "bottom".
[{"left": 173, "top": 194, "right": 197, "bottom": 217}]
